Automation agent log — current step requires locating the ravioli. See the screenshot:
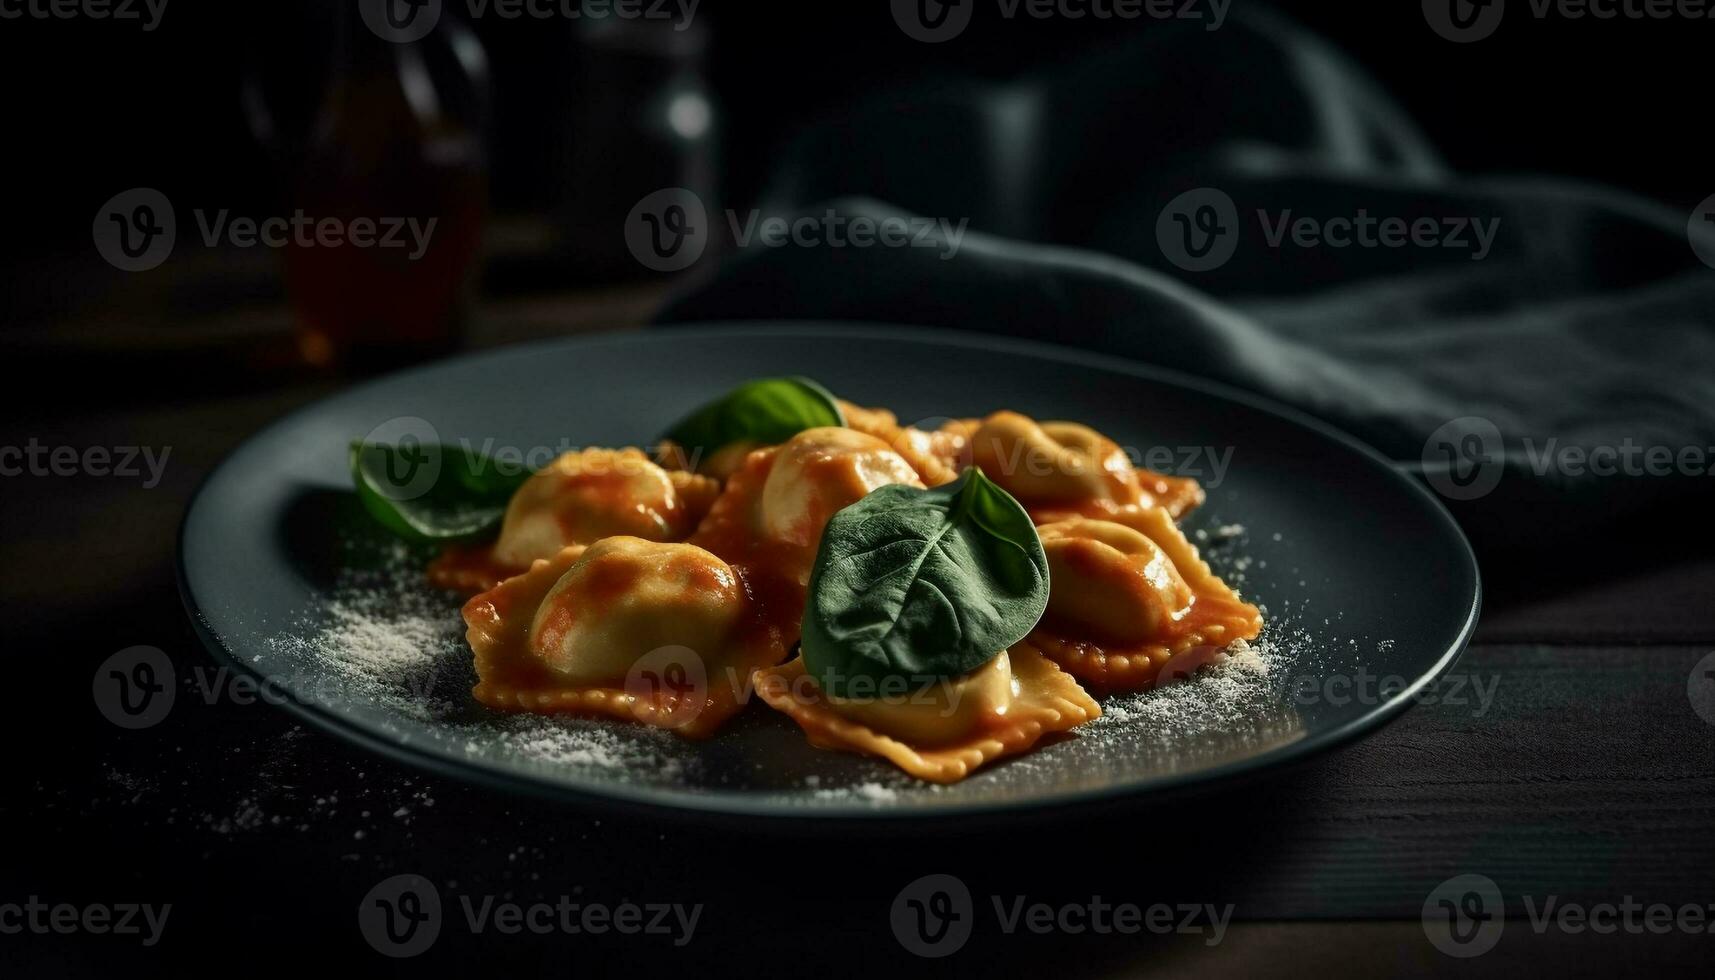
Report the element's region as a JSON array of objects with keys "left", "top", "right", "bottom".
[
  {"left": 692, "top": 427, "right": 924, "bottom": 583},
  {"left": 412, "top": 384, "right": 1268, "bottom": 782},
  {"left": 1028, "top": 513, "right": 1262, "bottom": 691},
  {"left": 680, "top": 427, "right": 928, "bottom": 669},
  {"left": 463, "top": 537, "right": 783, "bottom": 738},
  {"left": 496, "top": 448, "right": 719, "bottom": 564},
  {"left": 754, "top": 644, "right": 1100, "bottom": 783},
  {"left": 839, "top": 401, "right": 968, "bottom": 487},
  {"left": 758, "top": 426, "right": 925, "bottom": 547},
  {"left": 969, "top": 411, "right": 1204, "bottom": 520},
  {"left": 429, "top": 448, "right": 719, "bottom": 594}
]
